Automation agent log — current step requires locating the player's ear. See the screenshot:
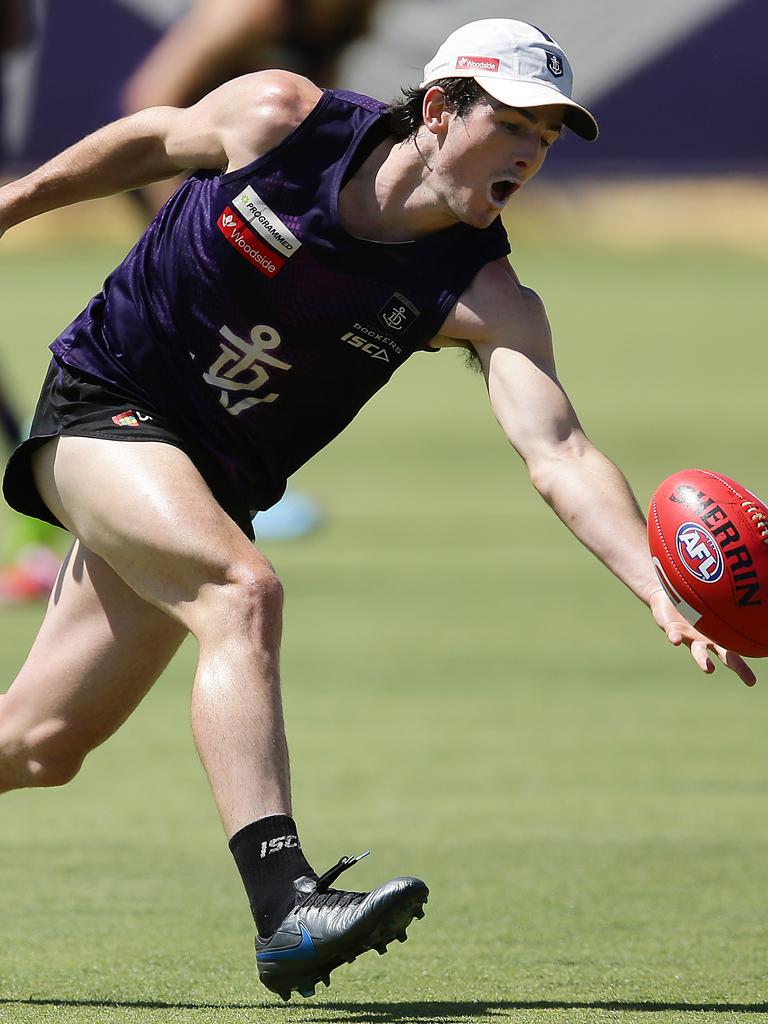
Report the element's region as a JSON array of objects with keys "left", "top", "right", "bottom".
[{"left": 422, "top": 86, "right": 451, "bottom": 137}]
